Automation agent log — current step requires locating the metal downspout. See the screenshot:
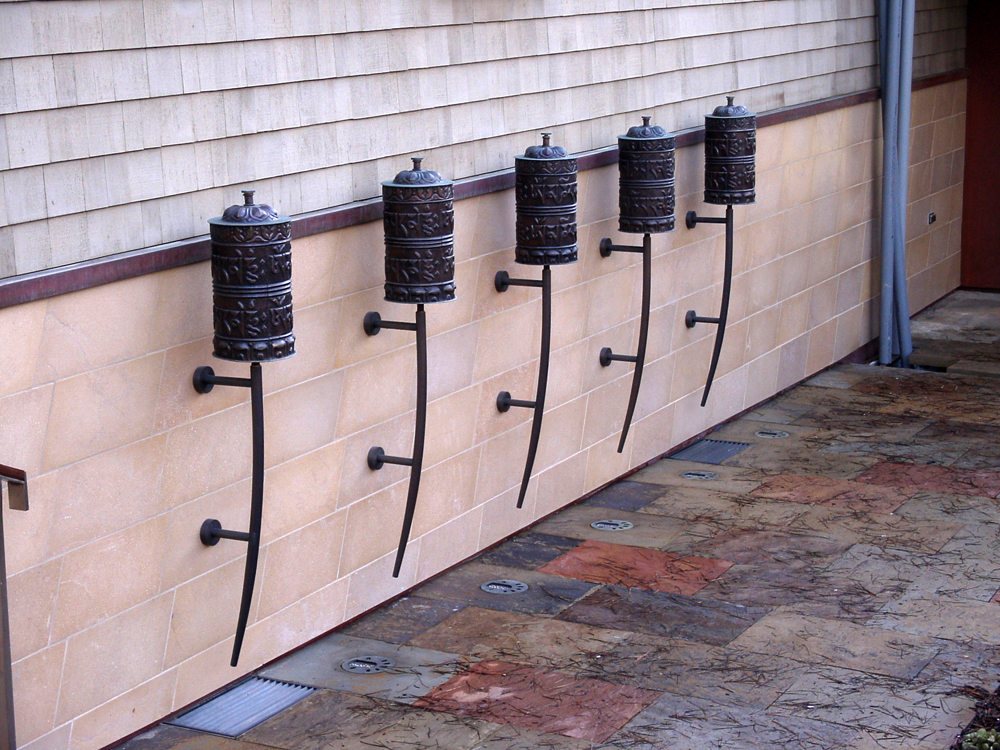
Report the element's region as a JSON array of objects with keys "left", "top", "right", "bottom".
[
  {"left": 879, "top": 0, "right": 902, "bottom": 365},
  {"left": 893, "top": 0, "right": 916, "bottom": 367}
]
